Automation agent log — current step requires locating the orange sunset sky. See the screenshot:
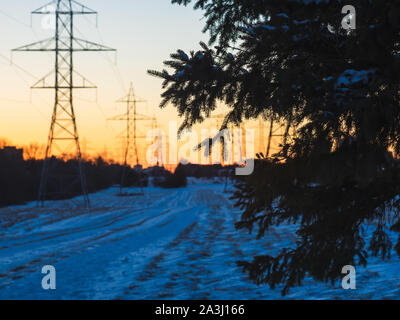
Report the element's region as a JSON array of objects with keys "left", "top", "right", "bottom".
[{"left": 0, "top": 0, "right": 282, "bottom": 165}]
